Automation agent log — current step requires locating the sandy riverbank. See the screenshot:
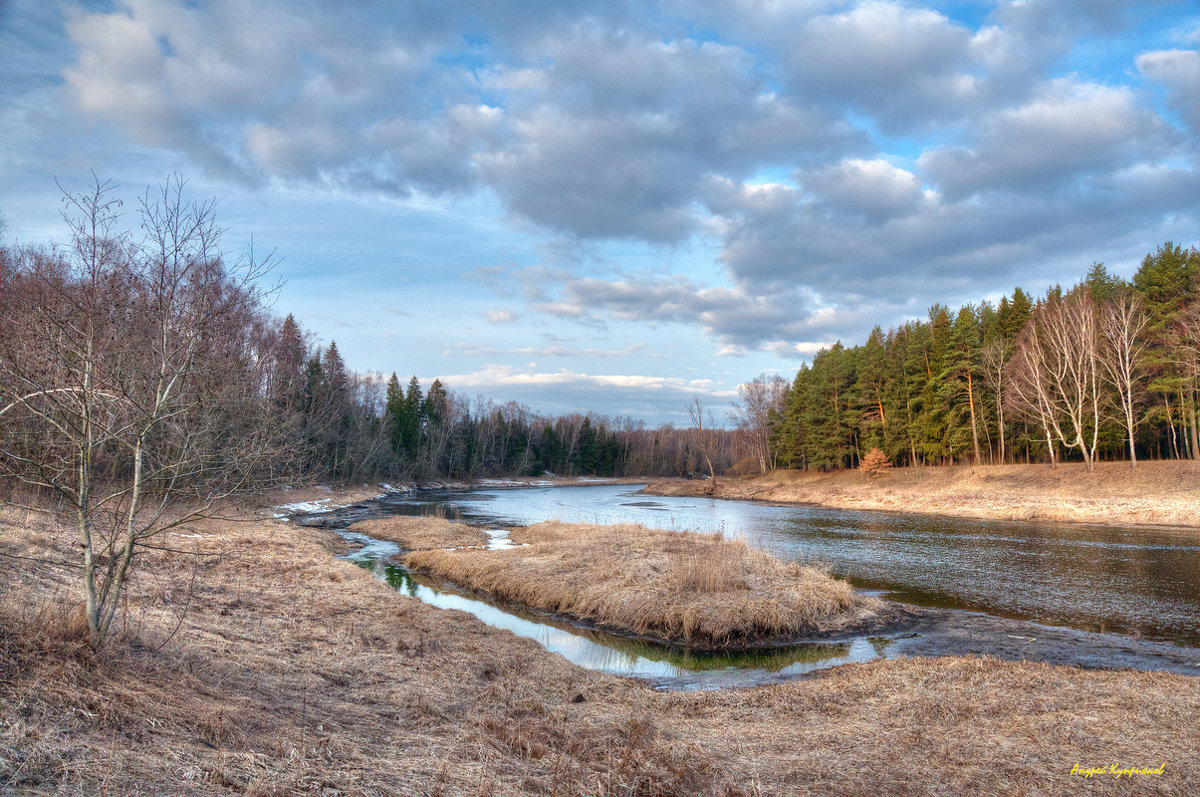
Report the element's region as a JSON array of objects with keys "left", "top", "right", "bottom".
[
  {"left": 2, "top": 492, "right": 1198, "bottom": 795},
  {"left": 645, "top": 460, "right": 1200, "bottom": 528},
  {"left": 404, "top": 520, "right": 898, "bottom": 648}
]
